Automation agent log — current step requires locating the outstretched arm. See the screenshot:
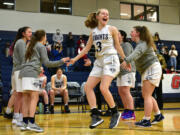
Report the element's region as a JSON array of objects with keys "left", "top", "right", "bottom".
[{"left": 67, "top": 32, "right": 93, "bottom": 66}]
